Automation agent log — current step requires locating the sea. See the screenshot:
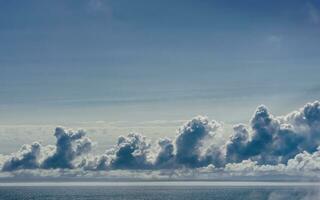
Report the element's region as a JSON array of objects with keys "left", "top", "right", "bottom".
[{"left": 0, "top": 181, "right": 318, "bottom": 200}]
